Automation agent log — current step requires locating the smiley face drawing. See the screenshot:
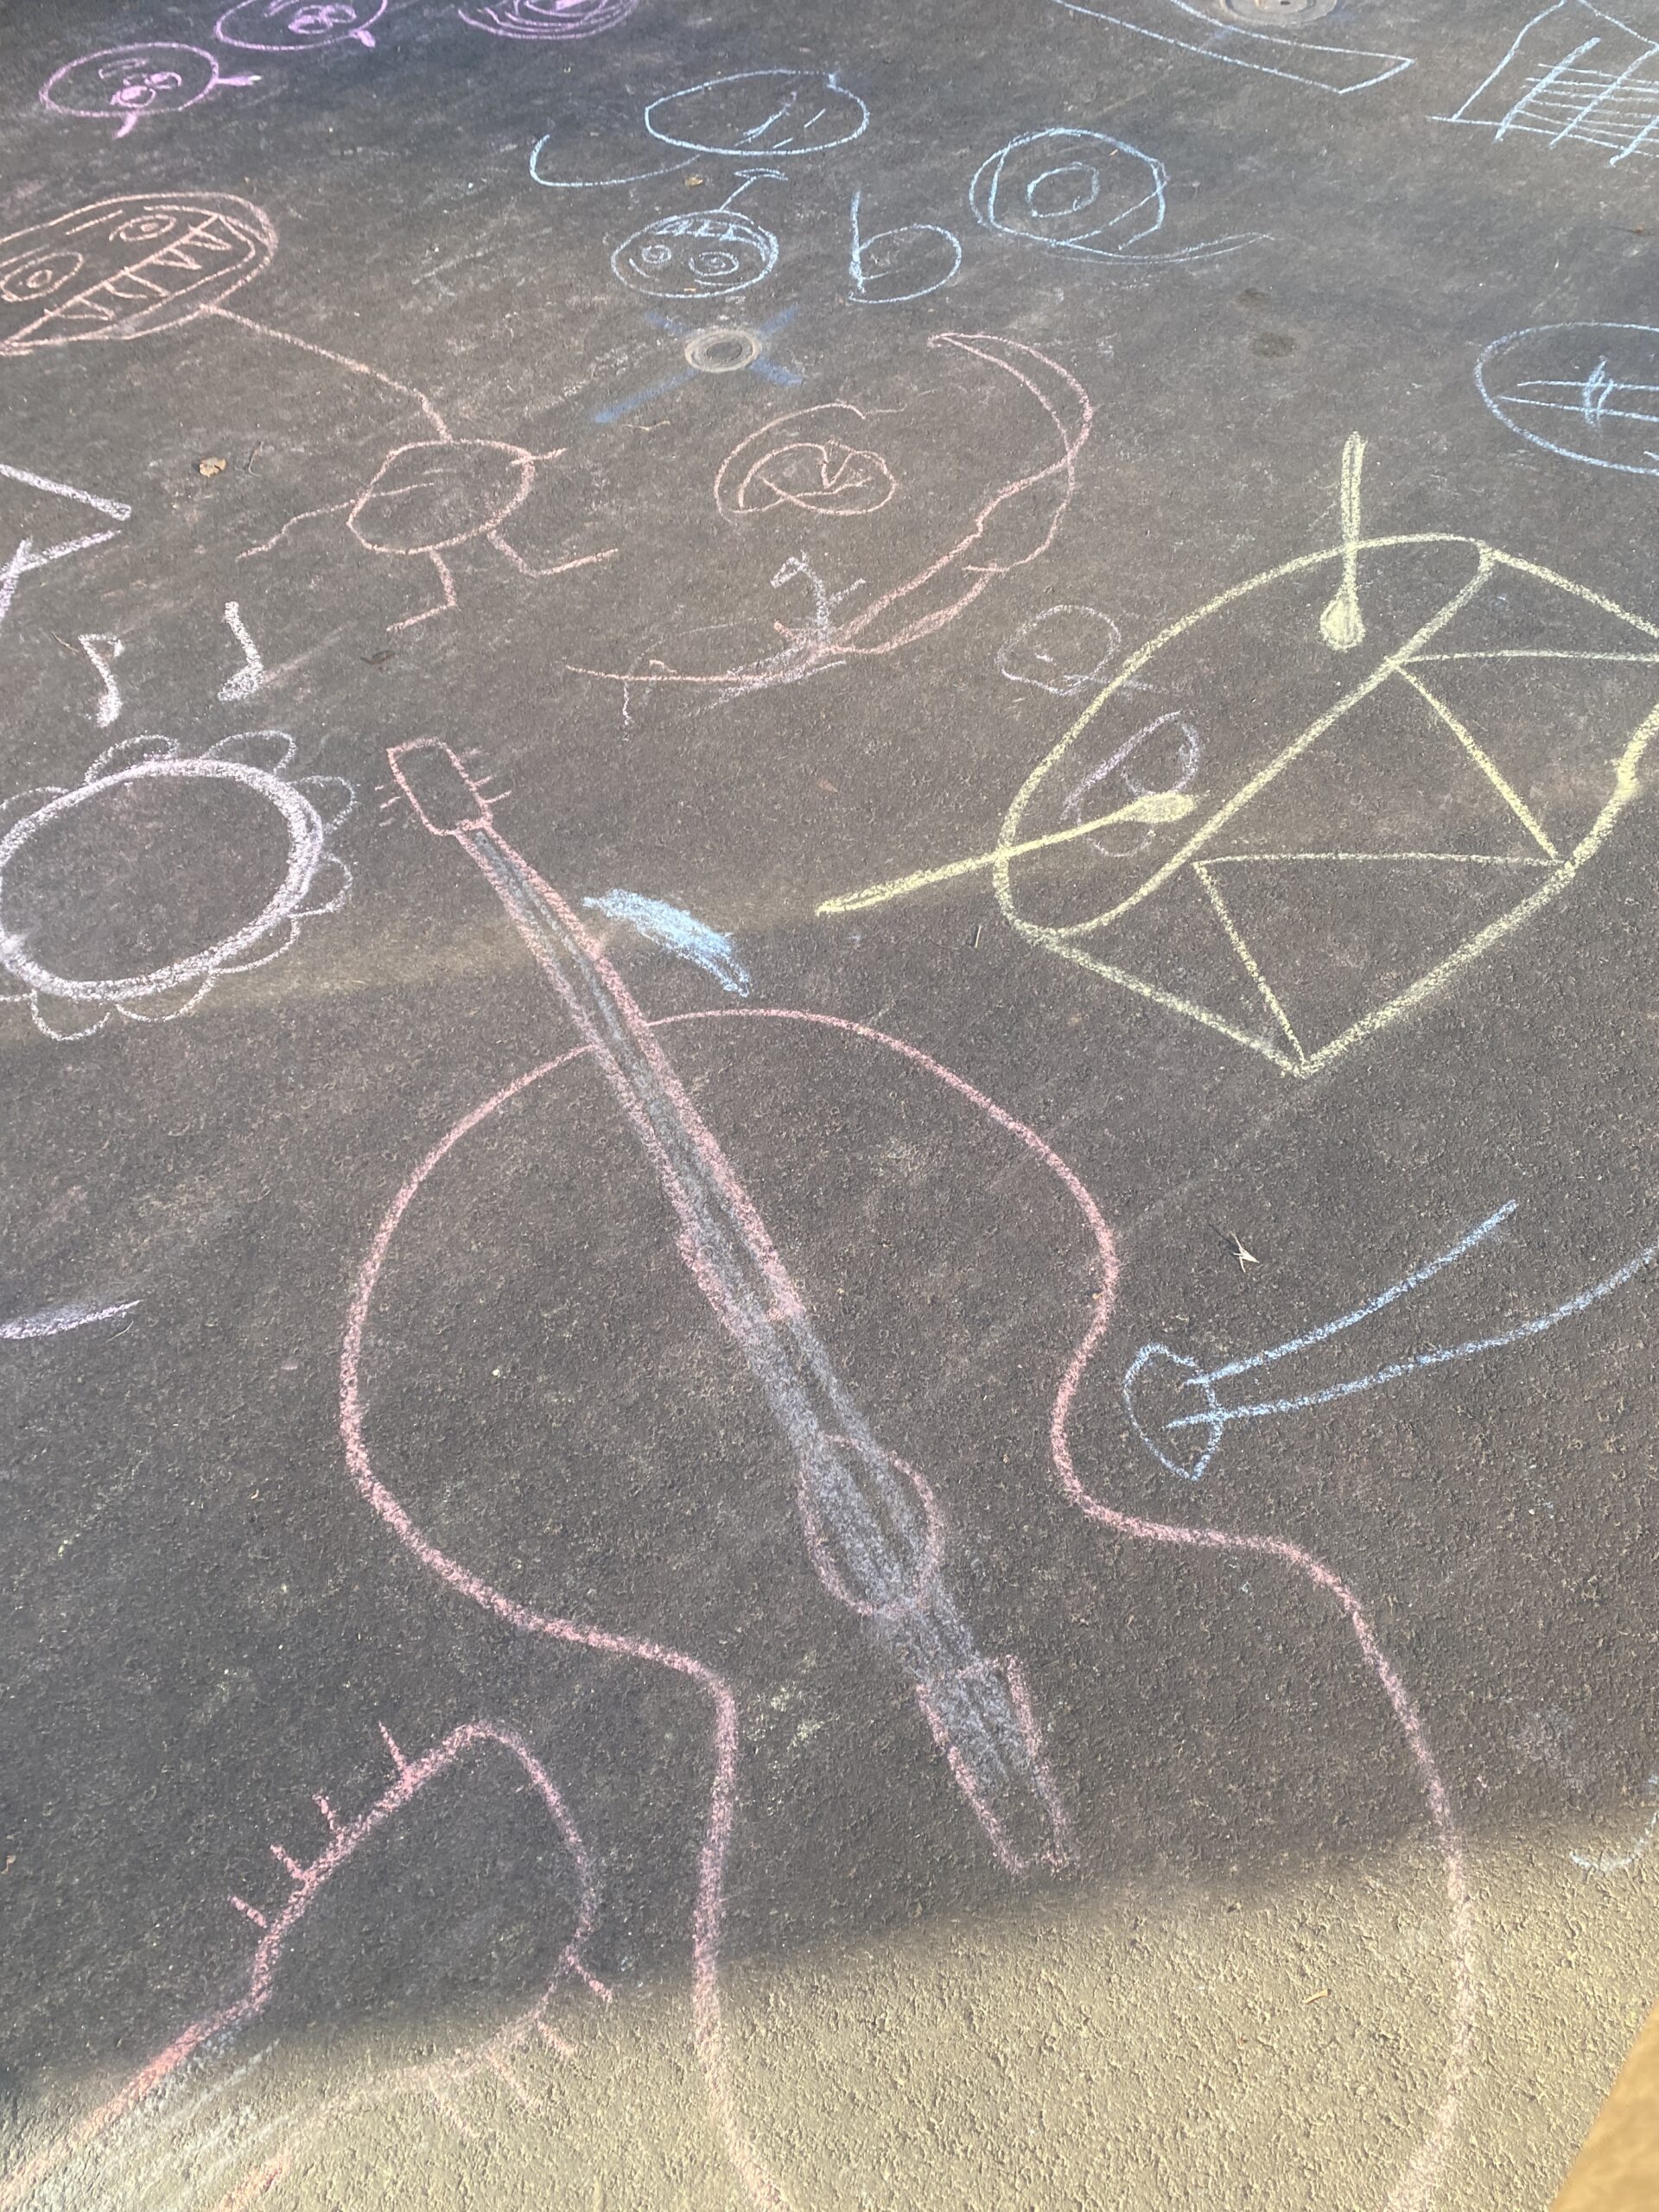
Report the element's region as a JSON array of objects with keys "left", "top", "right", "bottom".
[
  {"left": 611, "top": 207, "right": 779, "bottom": 300},
  {"left": 458, "top": 0, "right": 638, "bottom": 36},
  {"left": 213, "top": 0, "right": 387, "bottom": 50},
  {"left": 39, "top": 45, "right": 258, "bottom": 137}
]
